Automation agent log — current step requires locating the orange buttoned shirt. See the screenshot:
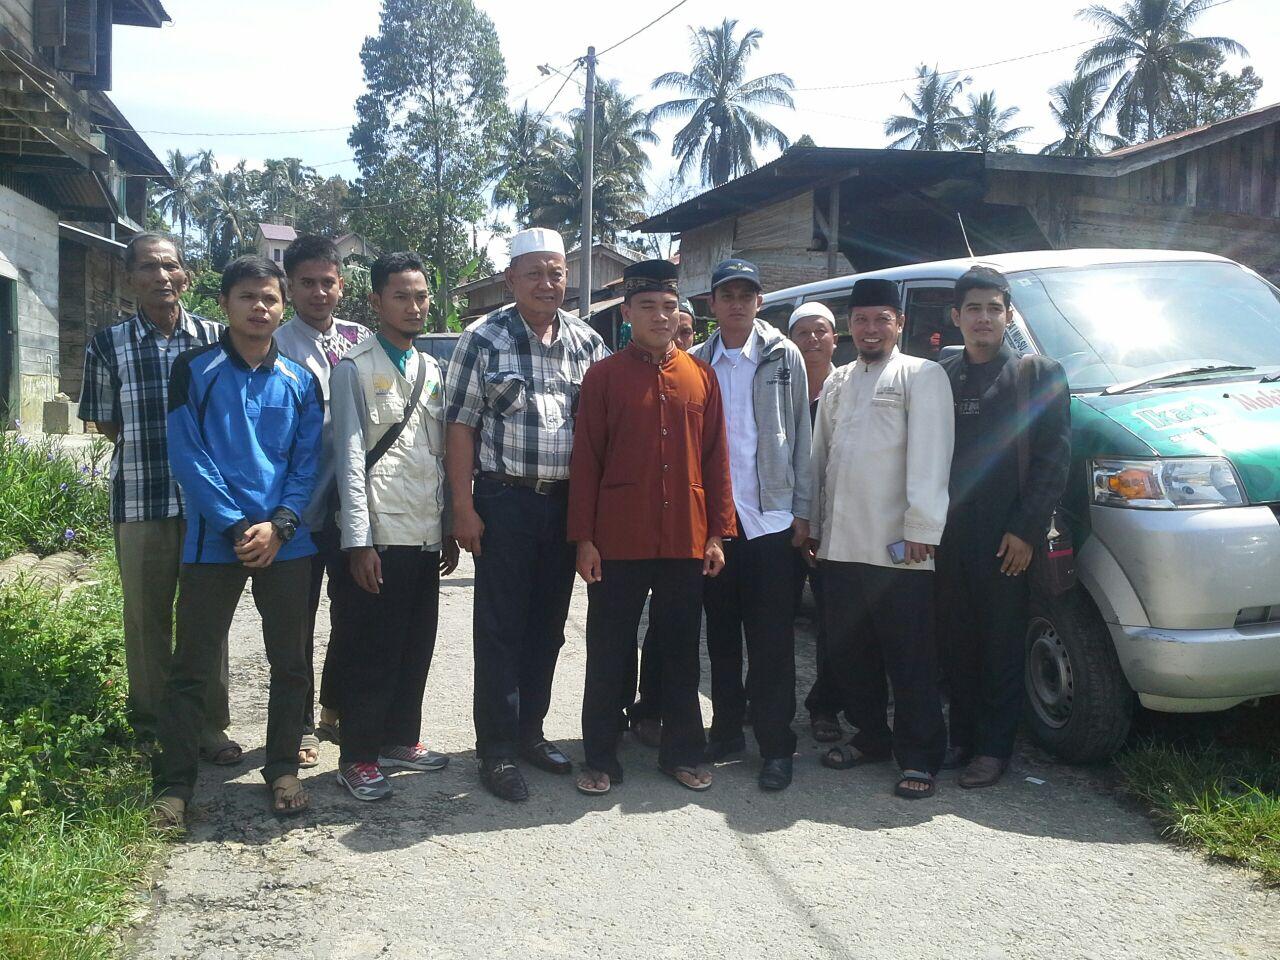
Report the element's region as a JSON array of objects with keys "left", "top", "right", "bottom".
[{"left": 568, "top": 342, "right": 736, "bottom": 560}]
